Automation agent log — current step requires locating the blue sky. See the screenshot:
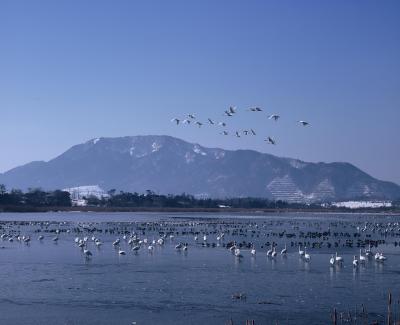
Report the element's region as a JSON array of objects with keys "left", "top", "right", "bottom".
[{"left": 1, "top": 0, "right": 399, "bottom": 184}]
